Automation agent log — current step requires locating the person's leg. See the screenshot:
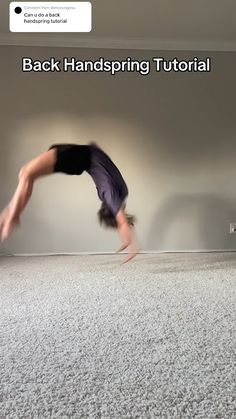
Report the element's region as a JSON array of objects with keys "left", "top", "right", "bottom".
[{"left": 0, "top": 149, "right": 57, "bottom": 241}]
